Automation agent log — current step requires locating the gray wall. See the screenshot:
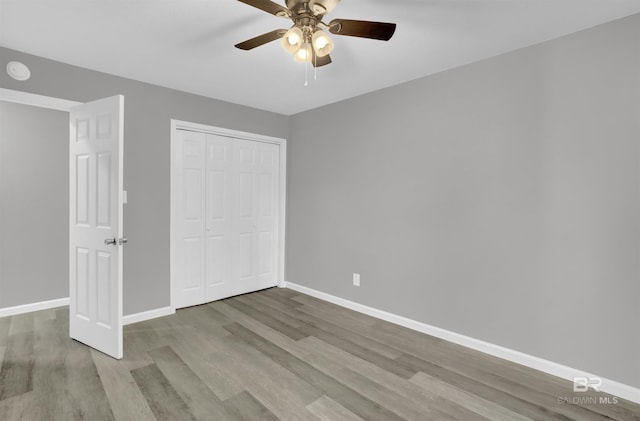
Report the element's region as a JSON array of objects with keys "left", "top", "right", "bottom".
[
  {"left": 0, "top": 46, "right": 289, "bottom": 314},
  {"left": 0, "top": 102, "right": 69, "bottom": 307},
  {"left": 287, "top": 14, "right": 640, "bottom": 388}
]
